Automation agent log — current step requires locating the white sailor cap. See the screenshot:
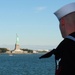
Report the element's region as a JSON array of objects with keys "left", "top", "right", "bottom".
[{"left": 54, "top": 2, "right": 75, "bottom": 20}]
